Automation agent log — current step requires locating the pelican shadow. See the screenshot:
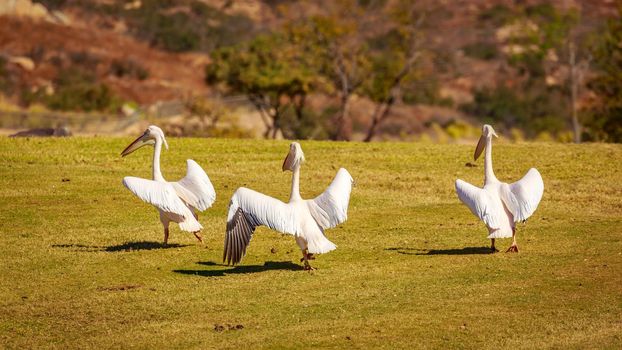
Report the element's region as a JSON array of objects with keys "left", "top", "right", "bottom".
[
  {"left": 53, "top": 241, "right": 190, "bottom": 252},
  {"left": 52, "top": 243, "right": 104, "bottom": 252},
  {"left": 105, "top": 241, "right": 190, "bottom": 252},
  {"left": 174, "top": 261, "right": 302, "bottom": 277},
  {"left": 385, "top": 246, "right": 493, "bottom": 255}
]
